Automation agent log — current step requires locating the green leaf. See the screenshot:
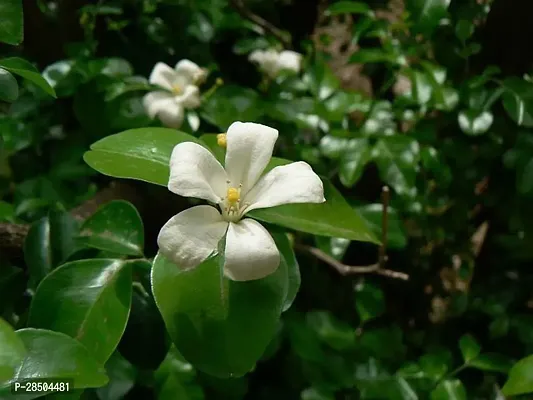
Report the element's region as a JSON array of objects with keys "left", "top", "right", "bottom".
[
  {"left": 355, "top": 282, "right": 385, "bottom": 323},
  {"left": 430, "top": 379, "right": 466, "bottom": 400},
  {"left": 96, "top": 352, "right": 136, "bottom": 400},
  {"left": 406, "top": 0, "right": 451, "bottom": 35},
  {"left": 42, "top": 60, "right": 85, "bottom": 97},
  {"left": 271, "top": 232, "right": 300, "bottom": 312},
  {"left": 0, "top": 0, "right": 23, "bottom": 45},
  {"left": 470, "top": 353, "right": 514, "bottom": 373},
  {"left": 325, "top": 1, "right": 373, "bottom": 16},
  {"left": 301, "top": 387, "right": 335, "bottom": 400},
  {"left": 0, "top": 57, "right": 56, "bottom": 97},
  {"left": 502, "top": 355, "right": 533, "bottom": 396},
  {"left": 339, "top": 138, "right": 371, "bottom": 187},
  {"left": 249, "top": 178, "right": 379, "bottom": 243},
  {"left": 419, "top": 349, "right": 452, "bottom": 380},
  {"left": 350, "top": 49, "right": 406, "bottom": 66},
  {"left": 201, "top": 85, "right": 262, "bottom": 129},
  {"left": 3, "top": 329, "right": 108, "bottom": 393},
  {"left": 84, "top": 128, "right": 204, "bottom": 186},
  {"left": 315, "top": 236, "right": 351, "bottom": 260},
  {"left": 459, "top": 334, "right": 481, "bottom": 363},
  {"left": 118, "top": 261, "right": 169, "bottom": 370},
  {"left": 27, "top": 259, "right": 132, "bottom": 364},
  {"left": 455, "top": 20, "right": 474, "bottom": 42},
  {"left": 372, "top": 135, "right": 419, "bottom": 197},
  {"left": 357, "top": 203, "right": 407, "bottom": 249},
  {"left": 0, "top": 68, "right": 18, "bottom": 102},
  {"left": 0, "top": 318, "right": 26, "bottom": 382},
  {"left": 23, "top": 210, "right": 79, "bottom": 290},
  {"left": 502, "top": 77, "right": 533, "bottom": 127},
  {"left": 77, "top": 200, "right": 144, "bottom": 256},
  {"left": 151, "top": 253, "right": 287, "bottom": 378},
  {"left": 306, "top": 311, "right": 355, "bottom": 350},
  {"left": 303, "top": 61, "right": 340, "bottom": 101},
  {"left": 458, "top": 109, "right": 493, "bottom": 136}
]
